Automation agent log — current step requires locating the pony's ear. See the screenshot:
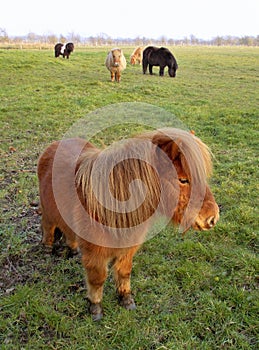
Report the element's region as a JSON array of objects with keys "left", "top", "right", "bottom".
[
  {"left": 152, "top": 134, "right": 182, "bottom": 161},
  {"left": 170, "top": 139, "right": 182, "bottom": 160}
]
